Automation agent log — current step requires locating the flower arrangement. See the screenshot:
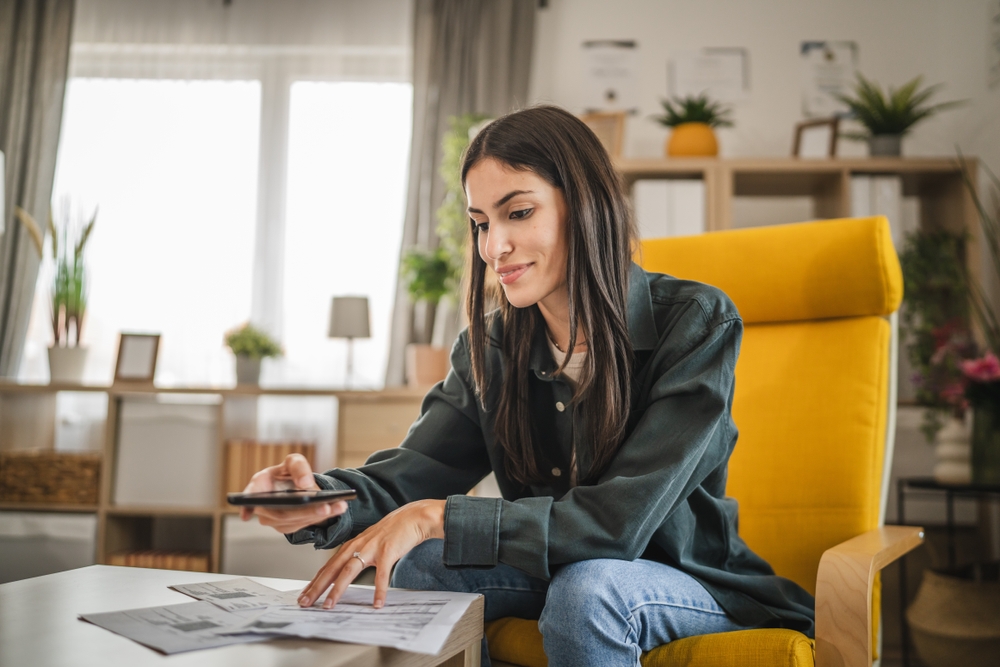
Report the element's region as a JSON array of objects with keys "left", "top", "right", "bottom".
[
  {"left": 899, "top": 230, "right": 974, "bottom": 440},
  {"left": 224, "top": 323, "right": 282, "bottom": 360},
  {"left": 904, "top": 157, "right": 1000, "bottom": 483}
]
